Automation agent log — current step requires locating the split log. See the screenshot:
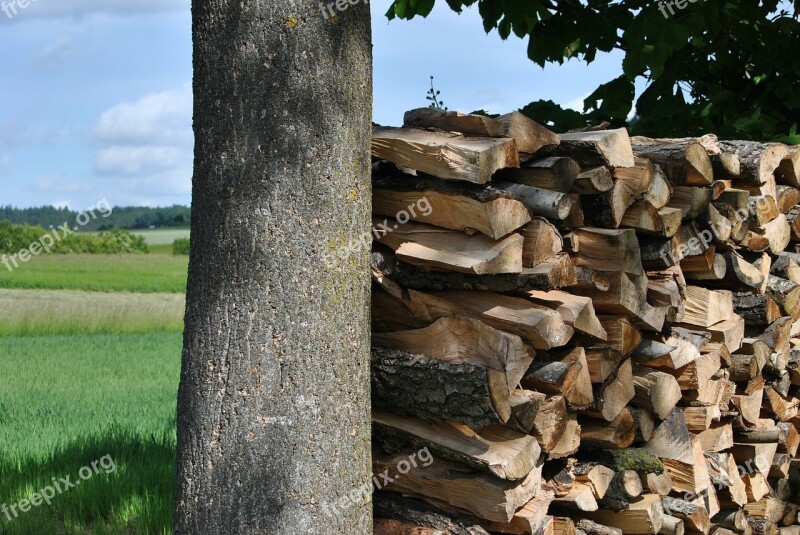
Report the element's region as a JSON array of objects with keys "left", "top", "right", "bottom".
[
  {"left": 532, "top": 396, "right": 569, "bottom": 453},
  {"left": 776, "top": 186, "right": 800, "bottom": 214},
  {"left": 373, "top": 493, "right": 491, "bottom": 535},
  {"left": 372, "top": 172, "right": 531, "bottom": 239},
  {"left": 495, "top": 181, "right": 574, "bottom": 220},
  {"left": 372, "top": 316, "right": 534, "bottom": 392},
  {"left": 498, "top": 156, "right": 580, "bottom": 192},
  {"left": 717, "top": 141, "right": 788, "bottom": 185},
  {"left": 662, "top": 497, "right": 710, "bottom": 535},
  {"left": 375, "top": 219, "right": 523, "bottom": 274},
  {"left": 572, "top": 166, "right": 615, "bottom": 194},
  {"left": 402, "top": 108, "right": 559, "bottom": 155},
  {"left": 614, "top": 158, "right": 657, "bottom": 195},
  {"left": 373, "top": 450, "right": 541, "bottom": 524},
  {"left": 631, "top": 365, "right": 682, "bottom": 419},
  {"left": 432, "top": 290, "right": 573, "bottom": 350},
  {"left": 574, "top": 462, "right": 616, "bottom": 500},
  {"left": 523, "top": 348, "right": 594, "bottom": 408},
  {"left": 372, "top": 248, "right": 576, "bottom": 294},
  {"left": 371, "top": 348, "right": 512, "bottom": 428},
  {"left": 632, "top": 142, "right": 714, "bottom": 186},
  {"left": 644, "top": 167, "right": 674, "bottom": 209},
  {"left": 580, "top": 408, "right": 636, "bottom": 449},
  {"left": 682, "top": 287, "right": 734, "bottom": 328},
  {"left": 507, "top": 390, "right": 546, "bottom": 434},
  {"left": 733, "top": 292, "right": 781, "bottom": 326},
  {"left": 660, "top": 516, "right": 686, "bottom": 535},
  {"left": 776, "top": 147, "right": 800, "bottom": 187},
  {"left": 521, "top": 219, "right": 563, "bottom": 268},
  {"left": 555, "top": 129, "right": 636, "bottom": 168},
  {"left": 372, "top": 125, "right": 519, "bottom": 184},
  {"left": 667, "top": 187, "right": 714, "bottom": 220},
  {"left": 372, "top": 410, "right": 541, "bottom": 481},
  {"left": 527, "top": 290, "right": 607, "bottom": 340},
  {"left": 582, "top": 181, "right": 637, "bottom": 228},
  {"left": 585, "top": 359, "right": 635, "bottom": 421},
  {"left": 601, "top": 470, "right": 644, "bottom": 512},
  {"left": 583, "top": 494, "right": 665, "bottom": 535},
  {"left": 577, "top": 519, "right": 623, "bottom": 535}
]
